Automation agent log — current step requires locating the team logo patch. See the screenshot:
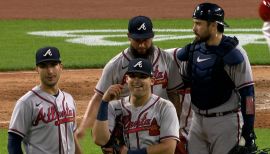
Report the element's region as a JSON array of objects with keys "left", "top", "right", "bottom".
[
  {"left": 246, "top": 96, "right": 255, "bottom": 115},
  {"left": 43, "top": 49, "right": 53, "bottom": 57},
  {"left": 137, "top": 23, "right": 147, "bottom": 31},
  {"left": 133, "top": 60, "right": 143, "bottom": 68},
  {"left": 149, "top": 118, "right": 160, "bottom": 136},
  {"left": 197, "top": 56, "right": 211, "bottom": 63}
]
